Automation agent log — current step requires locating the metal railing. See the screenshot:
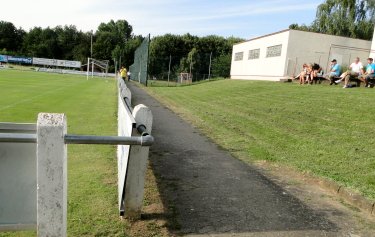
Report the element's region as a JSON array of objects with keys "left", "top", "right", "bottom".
[{"left": 0, "top": 133, "right": 154, "bottom": 146}]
